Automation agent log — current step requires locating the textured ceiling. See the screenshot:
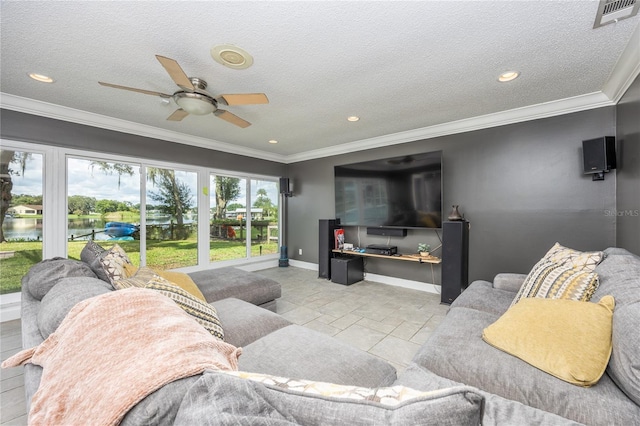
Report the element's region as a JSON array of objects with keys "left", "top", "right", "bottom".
[{"left": 1, "top": 1, "right": 639, "bottom": 163}]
